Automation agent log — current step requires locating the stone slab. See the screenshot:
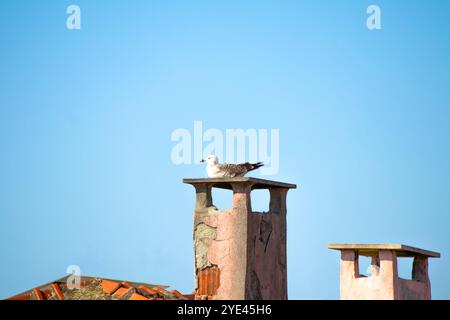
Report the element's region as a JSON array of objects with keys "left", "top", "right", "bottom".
[
  {"left": 328, "top": 243, "right": 440, "bottom": 258},
  {"left": 183, "top": 177, "right": 297, "bottom": 190}
]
